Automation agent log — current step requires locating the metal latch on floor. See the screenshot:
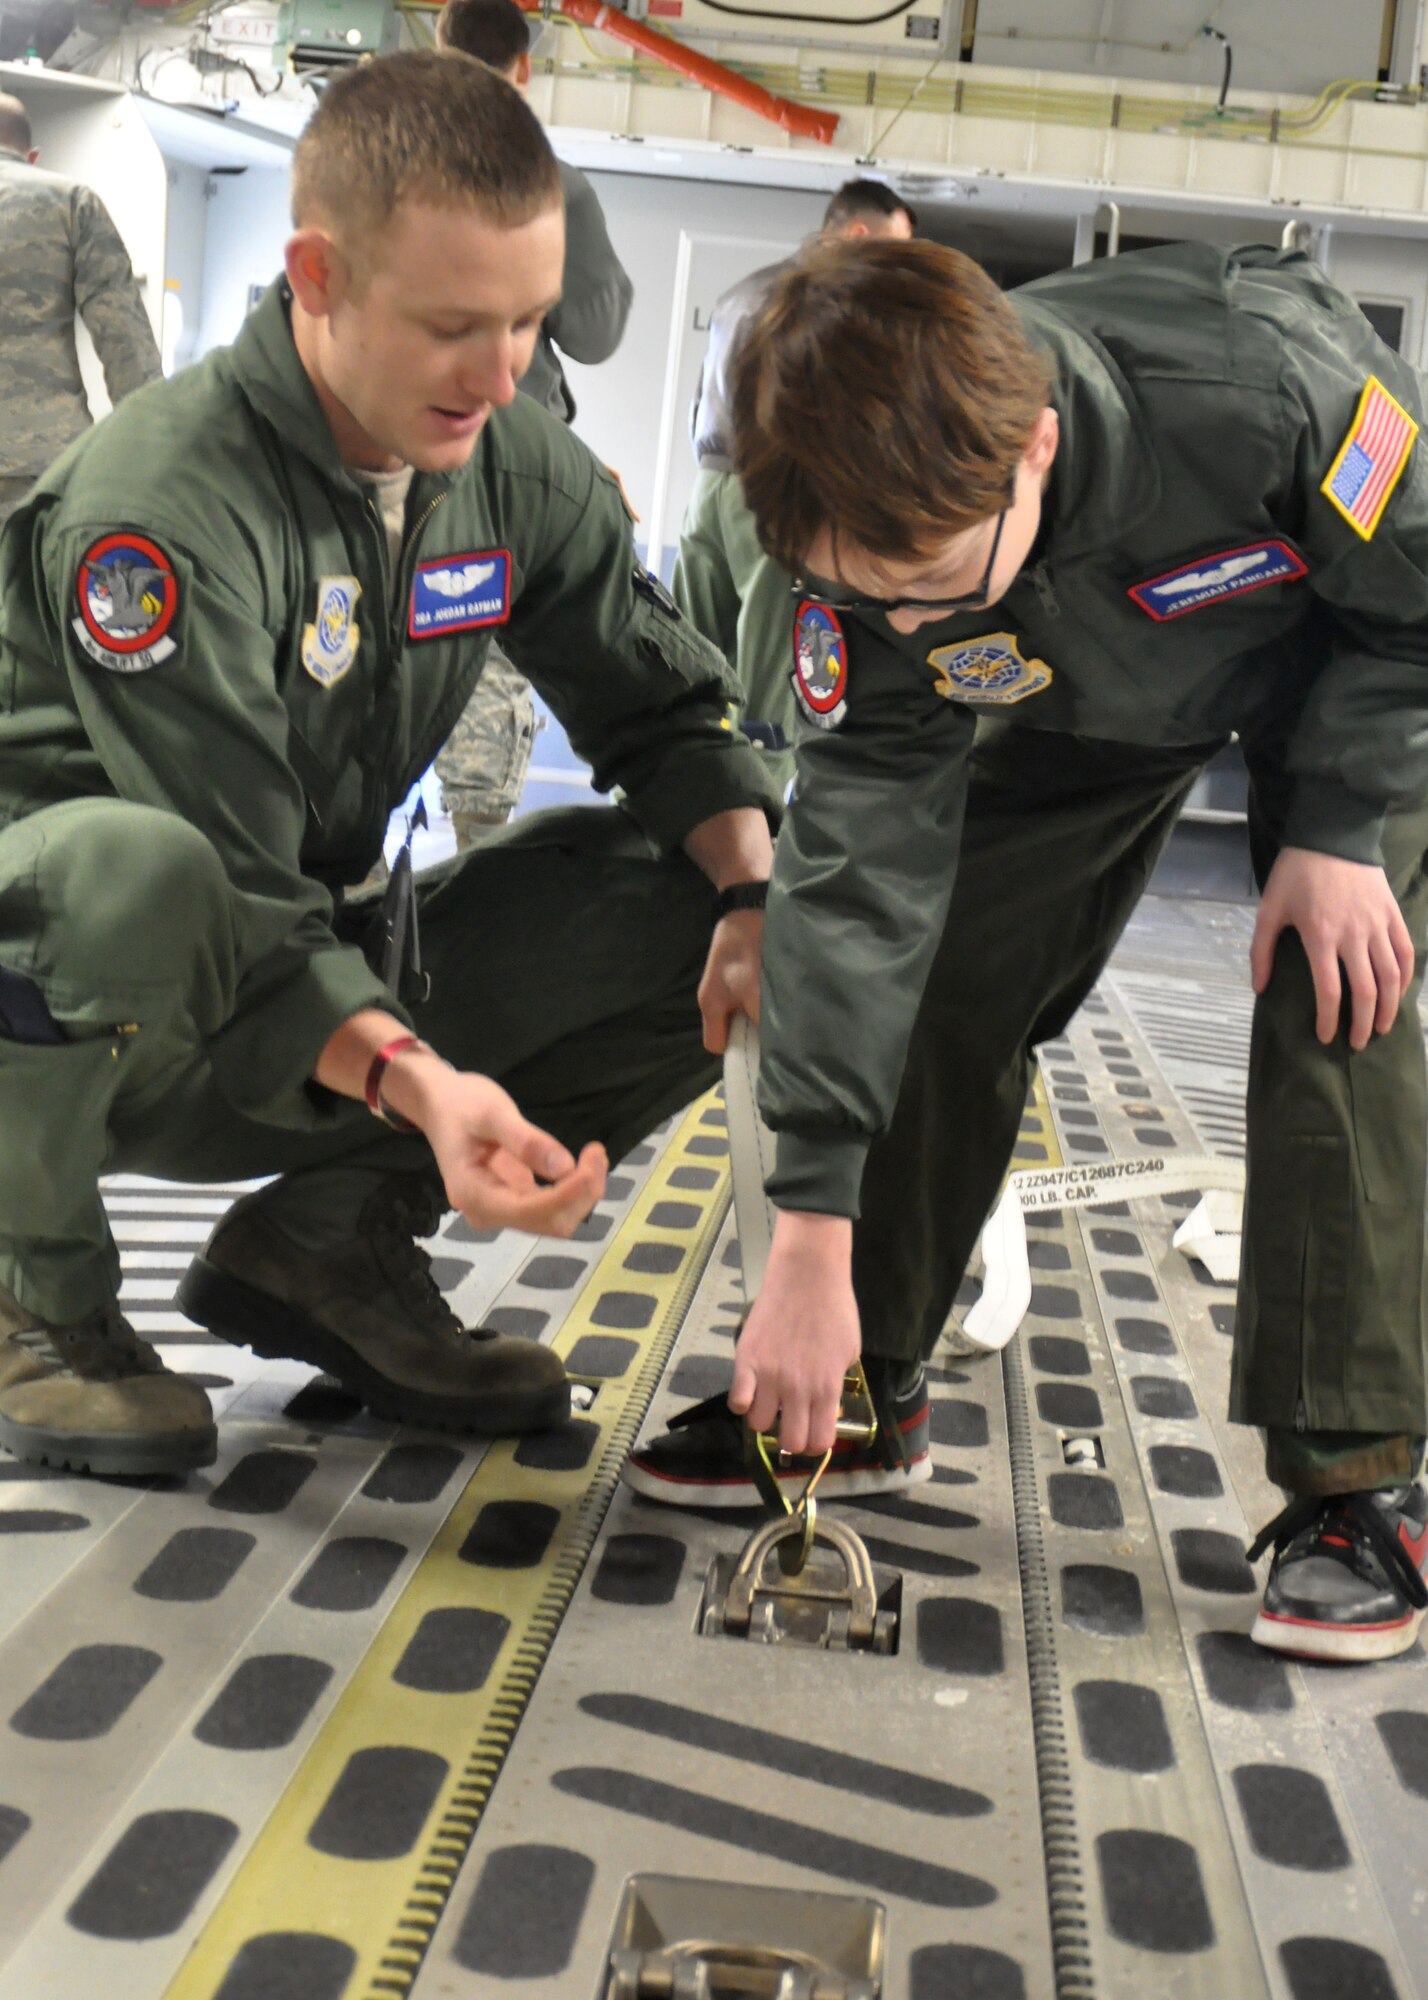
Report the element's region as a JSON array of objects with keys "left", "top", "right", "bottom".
[
  {"left": 717, "top": 1024, "right": 901, "bottom": 1653},
  {"left": 601, "top": 1875, "right": 885, "bottom": 2000},
  {"left": 701, "top": 1364, "right": 900, "bottom": 1653}
]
